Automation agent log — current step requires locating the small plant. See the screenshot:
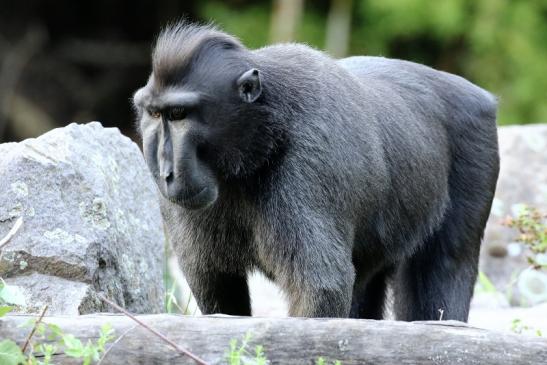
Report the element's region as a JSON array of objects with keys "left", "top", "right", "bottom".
[
  {"left": 226, "top": 331, "right": 267, "bottom": 365},
  {"left": 0, "top": 218, "right": 26, "bottom": 315},
  {"left": 165, "top": 281, "right": 196, "bottom": 315},
  {"left": 511, "top": 318, "right": 543, "bottom": 337},
  {"left": 0, "top": 279, "right": 26, "bottom": 306},
  {"left": 504, "top": 206, "right": 547, "bottom": 270},
  {"left": 60, "top": 323, "right": 115, "bottom": 365},
  {"left": 316, "top": 357, "right": 342, "bottom": 365},
  {"left": 226, "top": 332, "right": 342, "bottom": 365},
  {"left": 0, "top": 308, "right": 115, "bottom": 365},
  {"left": 475, "top": 271, "right": 498, "bottom": 294}
]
